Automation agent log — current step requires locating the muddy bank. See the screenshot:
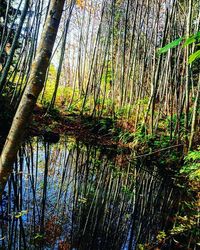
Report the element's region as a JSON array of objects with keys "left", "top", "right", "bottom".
[{"left": 29, "top": 106, "right": 131, "bottom": 151}]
